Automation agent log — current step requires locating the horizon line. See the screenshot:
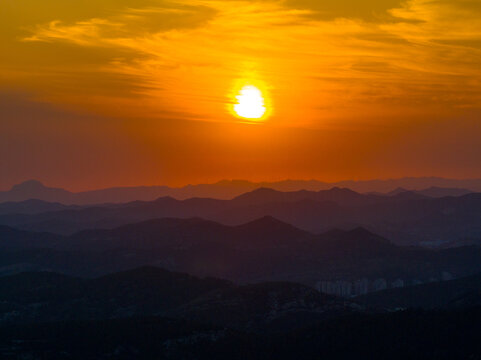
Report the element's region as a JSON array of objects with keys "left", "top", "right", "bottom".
[{"left": 3, "top": 176, "right": 481, "bottom": 193}]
